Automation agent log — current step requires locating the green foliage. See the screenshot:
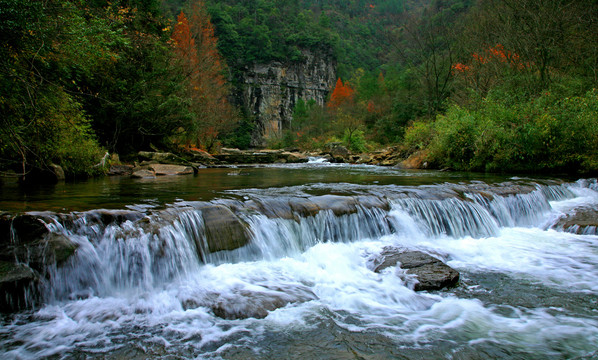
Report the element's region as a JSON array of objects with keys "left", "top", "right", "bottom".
[
  {"left": 39, "top": 92, "right": 106, "bottom": 177},
  {"left": 421, "top": 89, "right": 598, "bottom": 174},
  {"left": 403, "top": 120, "right": 434, "bottom": 153},
  {"left": 342, "top": 129, "right": 367, "bottom": 153},
  {"left": 0, "top": 0, "right": 192, "bottom": 179},
  {"left": 205, "top": 0, "right": 337, "bottom": 70},
  {"left": 222, "top": 116, "right": 255, "bottom": 150}
]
